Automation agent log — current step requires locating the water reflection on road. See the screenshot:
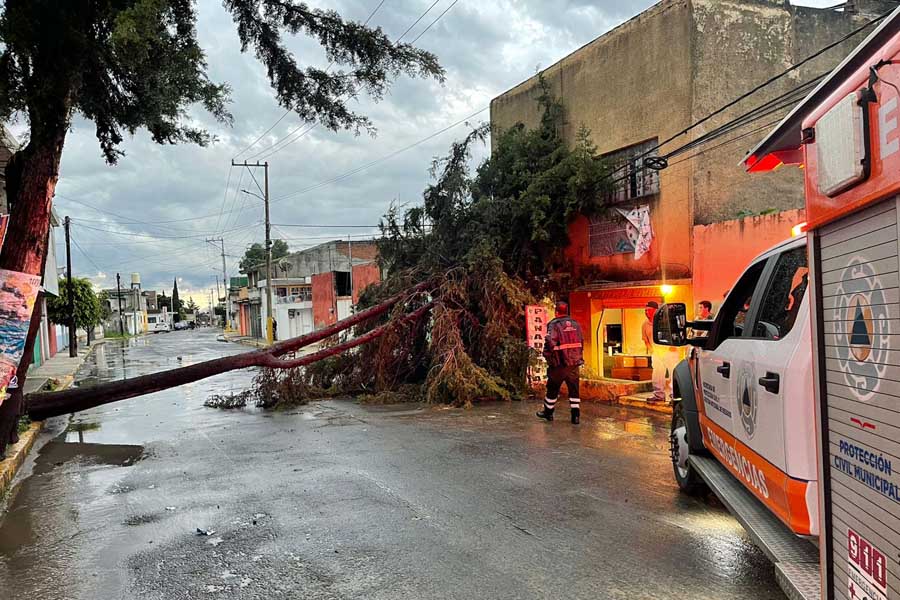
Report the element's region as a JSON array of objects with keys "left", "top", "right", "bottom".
[{"left": 0, "top": 330, "right": 783, "bottom": 600}]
